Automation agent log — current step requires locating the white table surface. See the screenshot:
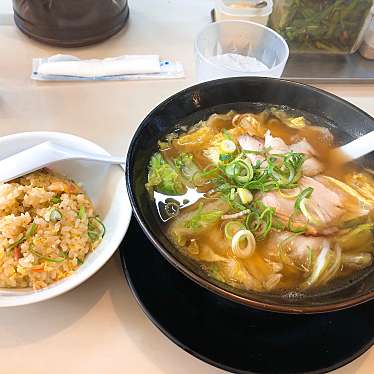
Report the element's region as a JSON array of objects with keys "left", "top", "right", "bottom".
[{"left": 0, "top": 0, "right": 374, "bottom": 373}]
